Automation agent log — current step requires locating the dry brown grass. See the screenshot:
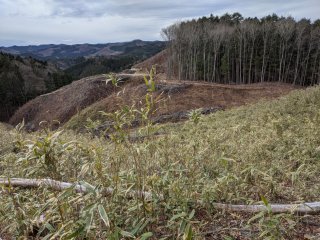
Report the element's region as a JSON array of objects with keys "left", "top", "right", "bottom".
[
  {"left": 9, "top": 75, "right": 117, "bottom": 130},
  {"left": 156, "top": 81, "right": 299, "bottom": 114},
  {"left": 66, "top": 79, "right": 299, "bottom": 130}
]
